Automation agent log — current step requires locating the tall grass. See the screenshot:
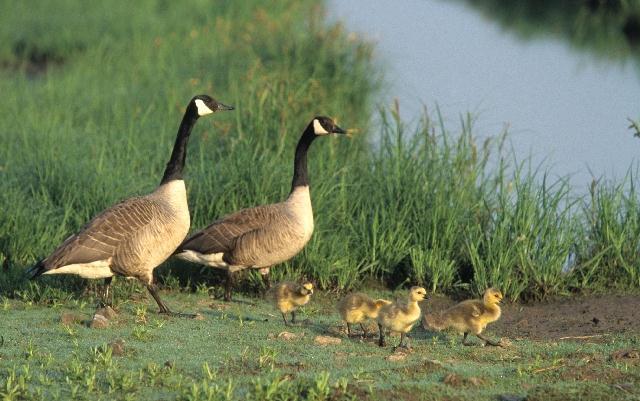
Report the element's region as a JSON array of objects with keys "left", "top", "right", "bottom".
[{"left": 1, "top": 0, "right": 639, "bottom": 302}]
